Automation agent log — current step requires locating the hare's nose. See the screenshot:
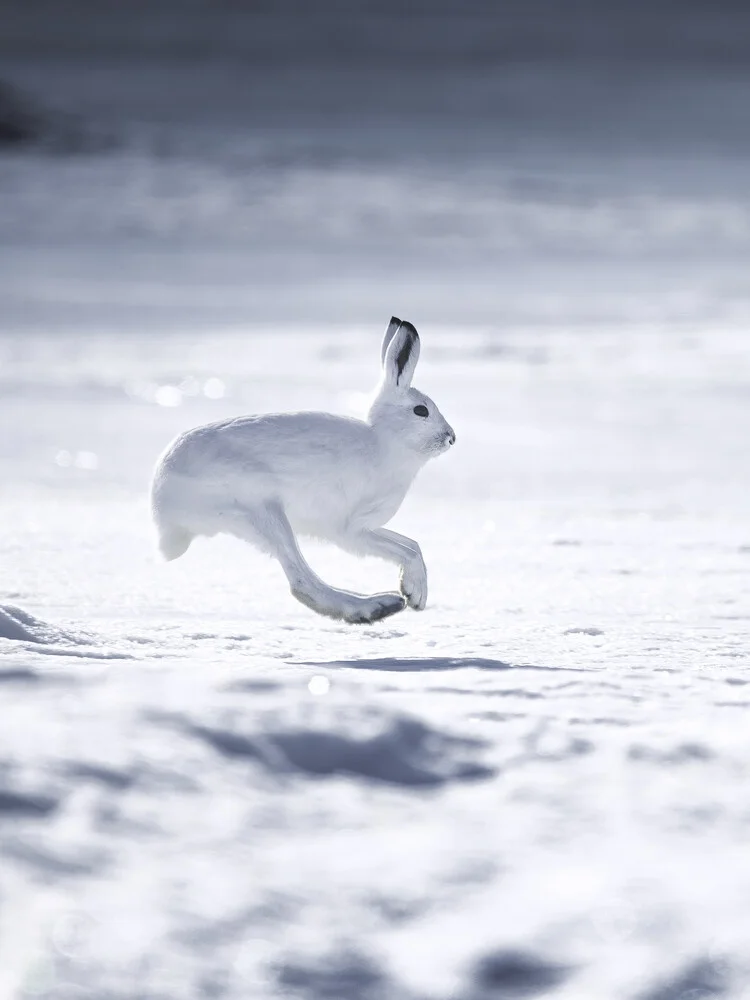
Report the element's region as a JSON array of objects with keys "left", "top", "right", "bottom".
[{"left": 446, "top": 429, "right": 456, "bottom": 446}]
